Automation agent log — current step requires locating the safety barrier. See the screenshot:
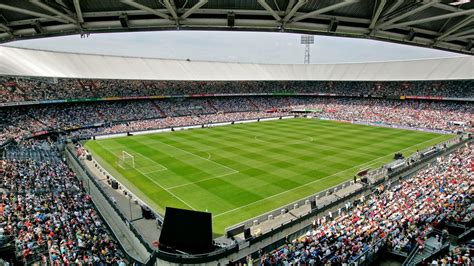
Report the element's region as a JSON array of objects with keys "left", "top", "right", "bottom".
[
  {"left": 65, "top": 146, "right": 152, "bottom": 264},
  {"left": 65, "top": 126, "right": 470, "bottom": 264},
  {"left": 225, "top": 178, "right": 359, "bottom": 234}
]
